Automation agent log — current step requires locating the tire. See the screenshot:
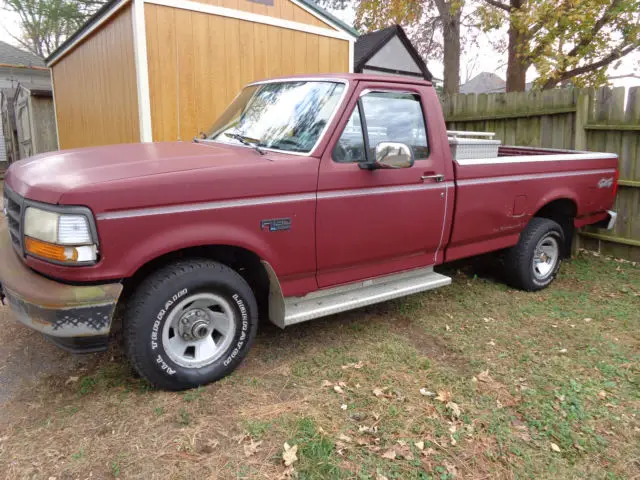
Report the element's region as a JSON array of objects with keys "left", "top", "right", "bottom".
[
  {"left": 124, "top": 259, "right": 258, "bottom": 390},
  {"left": 505, "top": 217, "right": 565, "bottom": 291}
]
